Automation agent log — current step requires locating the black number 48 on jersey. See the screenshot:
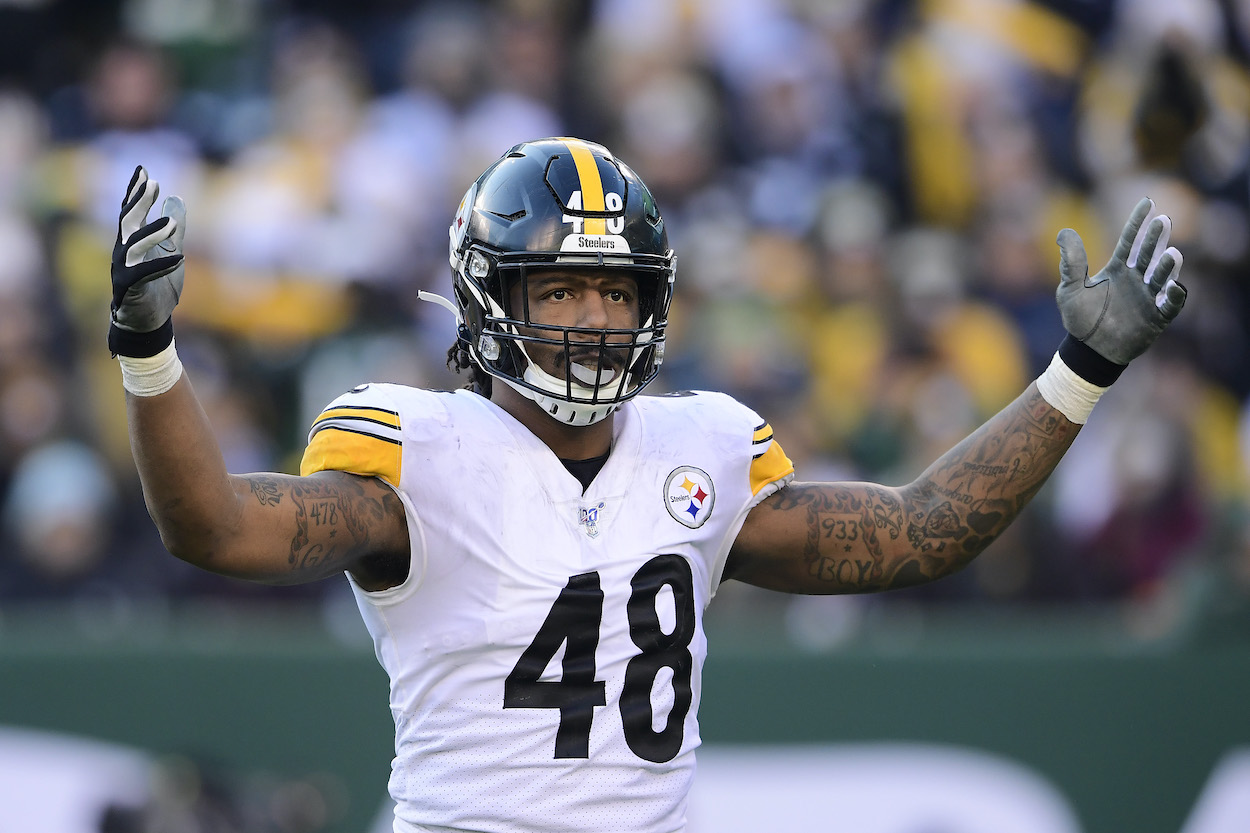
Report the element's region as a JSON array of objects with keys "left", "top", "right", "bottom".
[{"left": 504, "top": 554, "right": 695, "bottom": 763}]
